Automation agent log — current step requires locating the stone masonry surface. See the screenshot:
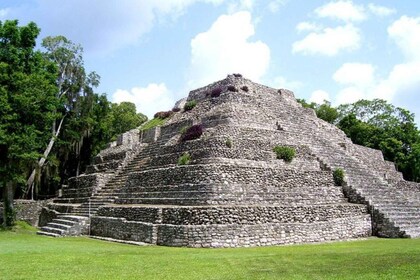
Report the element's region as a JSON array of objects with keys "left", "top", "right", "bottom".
[{"left": 38, "top": 74, "right": 419, "bottom": 245}]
